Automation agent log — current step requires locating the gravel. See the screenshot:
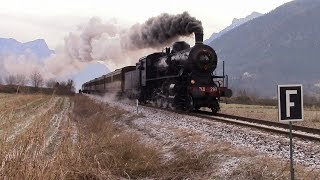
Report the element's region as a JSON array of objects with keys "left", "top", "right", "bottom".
[{"left": 89, "top": 94, "right": 320, "bottom": 170}]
